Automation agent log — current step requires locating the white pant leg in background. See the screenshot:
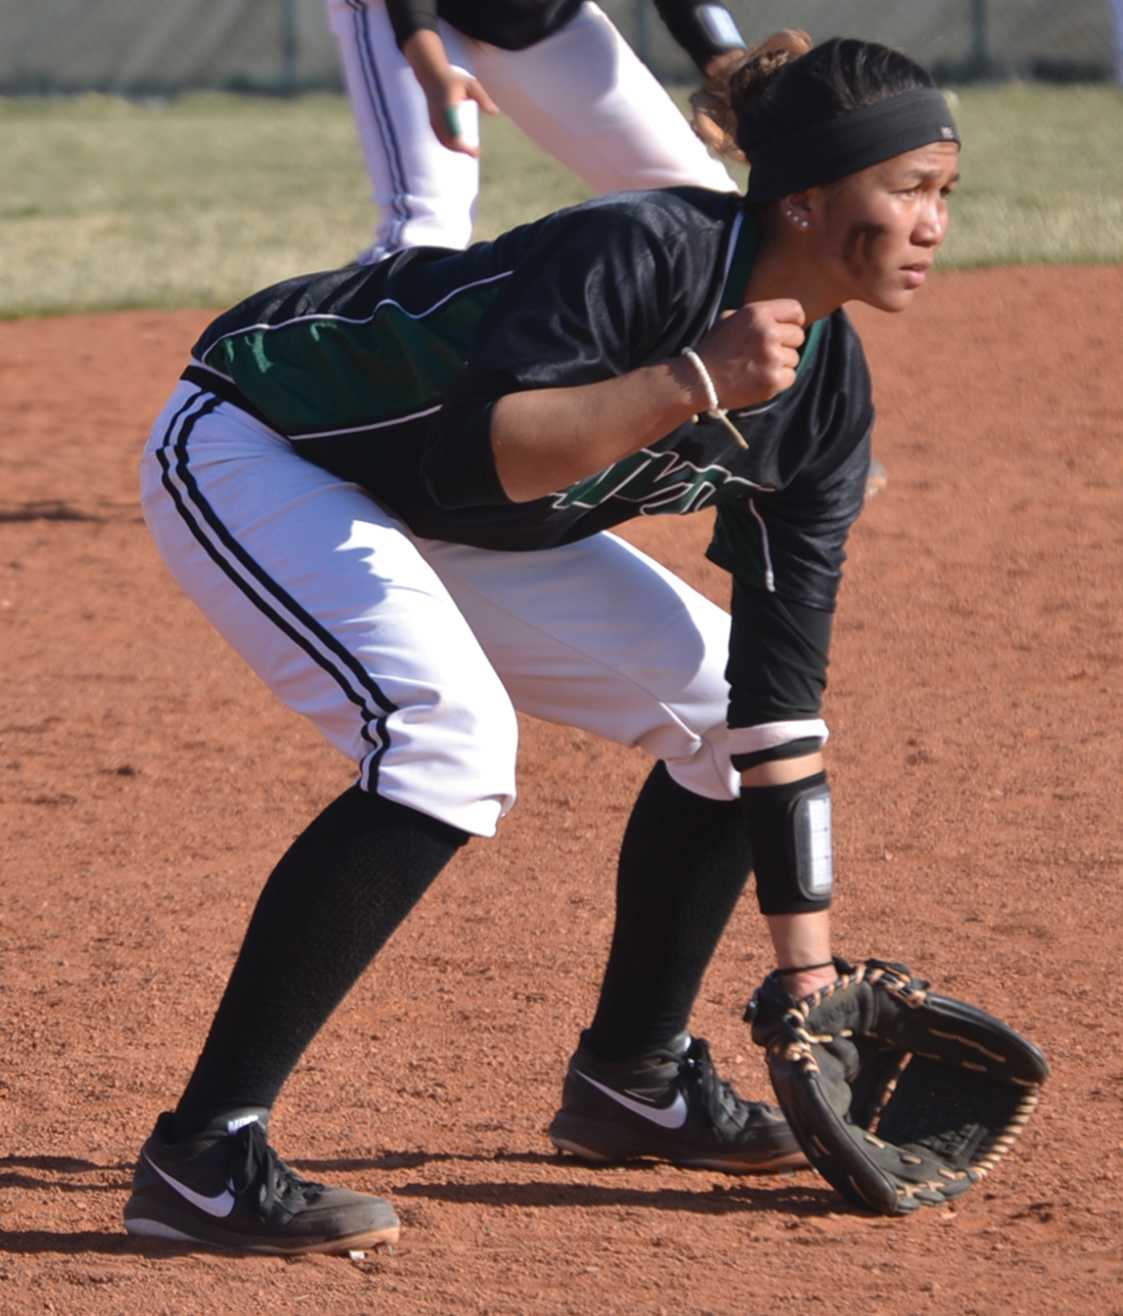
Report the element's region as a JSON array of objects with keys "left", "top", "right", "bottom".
[
  {"left": 324, "top": 0, "right": 480, "bottom": 260},
  {"left": 140, "top": 385, "right": 738, "bottom": 840},
  {"left": 325, "top": 0, "right": 734, "bottom": 264},
  {"left": 472, "top": 2, "right": 737, "bottom": 195}
]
